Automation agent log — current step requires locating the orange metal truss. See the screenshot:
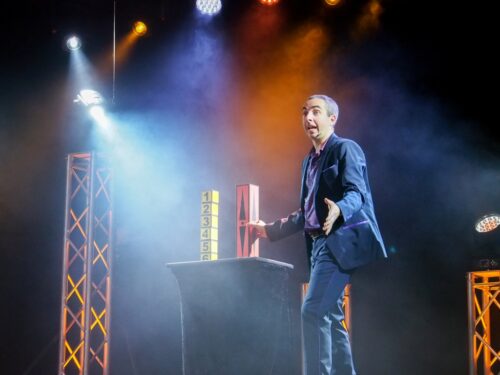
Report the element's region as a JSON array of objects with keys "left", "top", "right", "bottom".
[
  {"left": 58, "top": 152, "right": 113, "bottom": 375},
  {"left": 467, "top": 270, "right": 500, "bottom": 375}
]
